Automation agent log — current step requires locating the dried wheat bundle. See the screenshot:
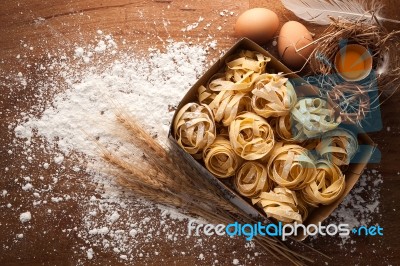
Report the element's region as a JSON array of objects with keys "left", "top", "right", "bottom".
[{"left": 95, "top": 109, "right": 319, "bottom": 265}]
